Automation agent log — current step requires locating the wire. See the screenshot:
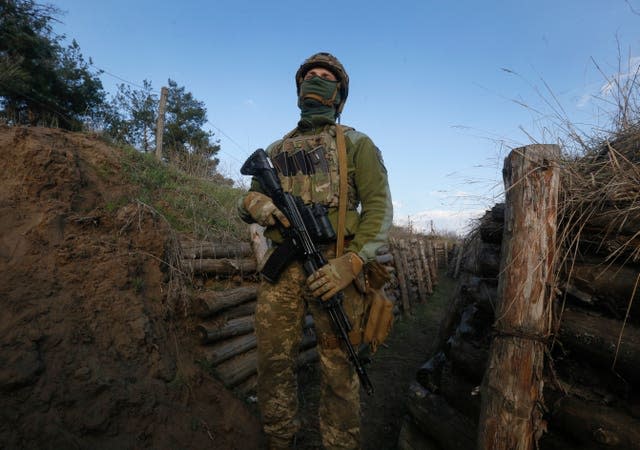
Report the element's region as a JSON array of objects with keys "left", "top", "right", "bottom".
[
  {"left": 93, "top": 66, "right": 149, "bottom": 90},
  {"left": 206, "top": 119, "right": 250, "bottom": 164},
  {"left": 88, "top": 63, "right": 250, "bottom": 165}
]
